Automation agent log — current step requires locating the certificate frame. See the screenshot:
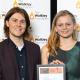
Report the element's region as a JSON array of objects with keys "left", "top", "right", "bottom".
[{"left": 37, "top": 64, "right": 65, "bottom": 80}]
